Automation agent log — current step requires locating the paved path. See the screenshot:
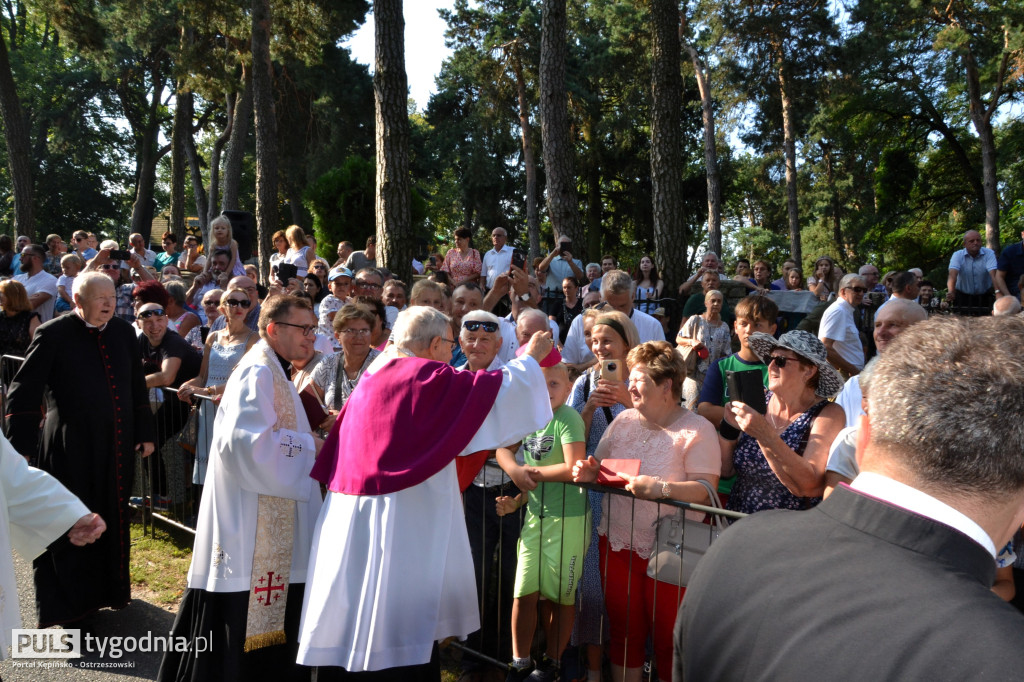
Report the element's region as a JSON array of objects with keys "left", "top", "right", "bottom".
[{"left": 0, "top": 551, "right": 176, "bottom": 681}]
